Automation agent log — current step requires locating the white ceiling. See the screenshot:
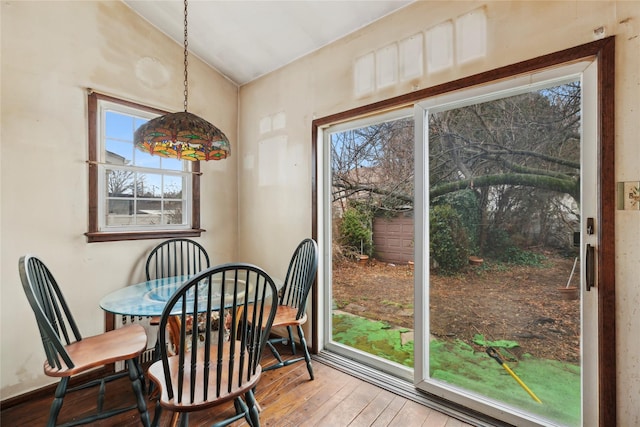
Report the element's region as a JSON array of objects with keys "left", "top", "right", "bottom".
[{"left": 123, "top": 1, "right": 414, "bottom": 86}]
